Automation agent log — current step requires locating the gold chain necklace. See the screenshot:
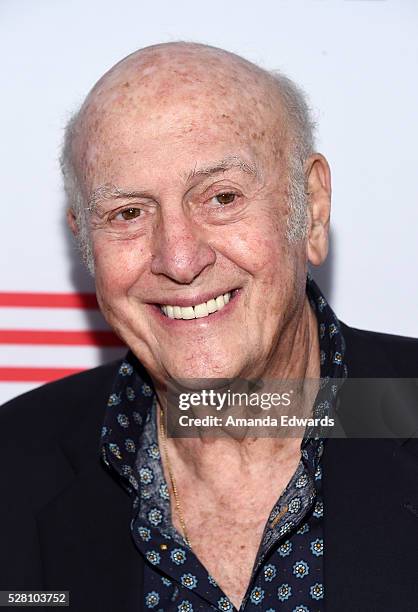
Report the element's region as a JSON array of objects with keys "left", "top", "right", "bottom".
[{"left": 159, "top": 407, "right": 192, "bottom": 549}]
